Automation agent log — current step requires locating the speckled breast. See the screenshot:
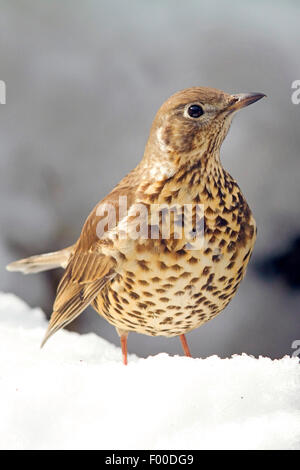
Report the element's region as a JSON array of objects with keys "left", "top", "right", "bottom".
[{"left": 93, "top": 169, "right": 256, "bottom": 337}]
